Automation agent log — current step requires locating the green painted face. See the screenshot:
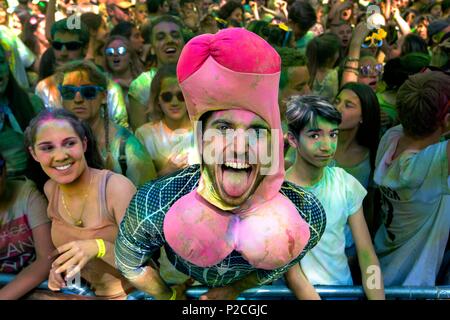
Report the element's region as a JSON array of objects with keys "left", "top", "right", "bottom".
[{"left": 295, "top": 116, "right": 339, "bottom": 168}]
